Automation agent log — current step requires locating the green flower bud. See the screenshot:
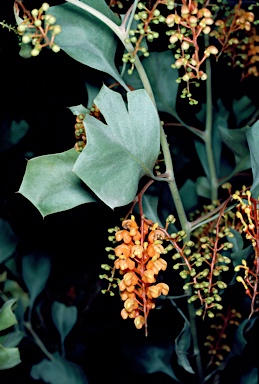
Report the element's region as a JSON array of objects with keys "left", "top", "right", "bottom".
[
  {"left": 31, "top": 48, "right": 40, "bottom": 56},
  {"left": 52, "top": 44, "right": 60, "bottom": 53},
  {"left": 31, "top": 9, "right": 39, "bottom": 18},
  {"left": 41, "top": 3, "right": 50, "bottom": 11}
]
